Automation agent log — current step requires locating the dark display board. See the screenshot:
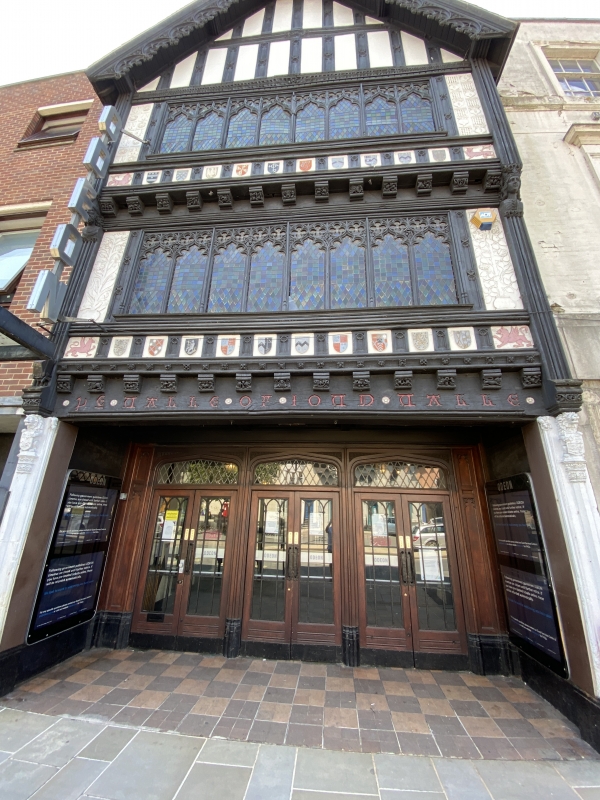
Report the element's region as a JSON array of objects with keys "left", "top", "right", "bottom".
[
  {"left": 486, "top": 473, "right": 567, "bottom": 676},
  {"left": 28, "top": 470, "right": 121, "bottom": 644}
]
